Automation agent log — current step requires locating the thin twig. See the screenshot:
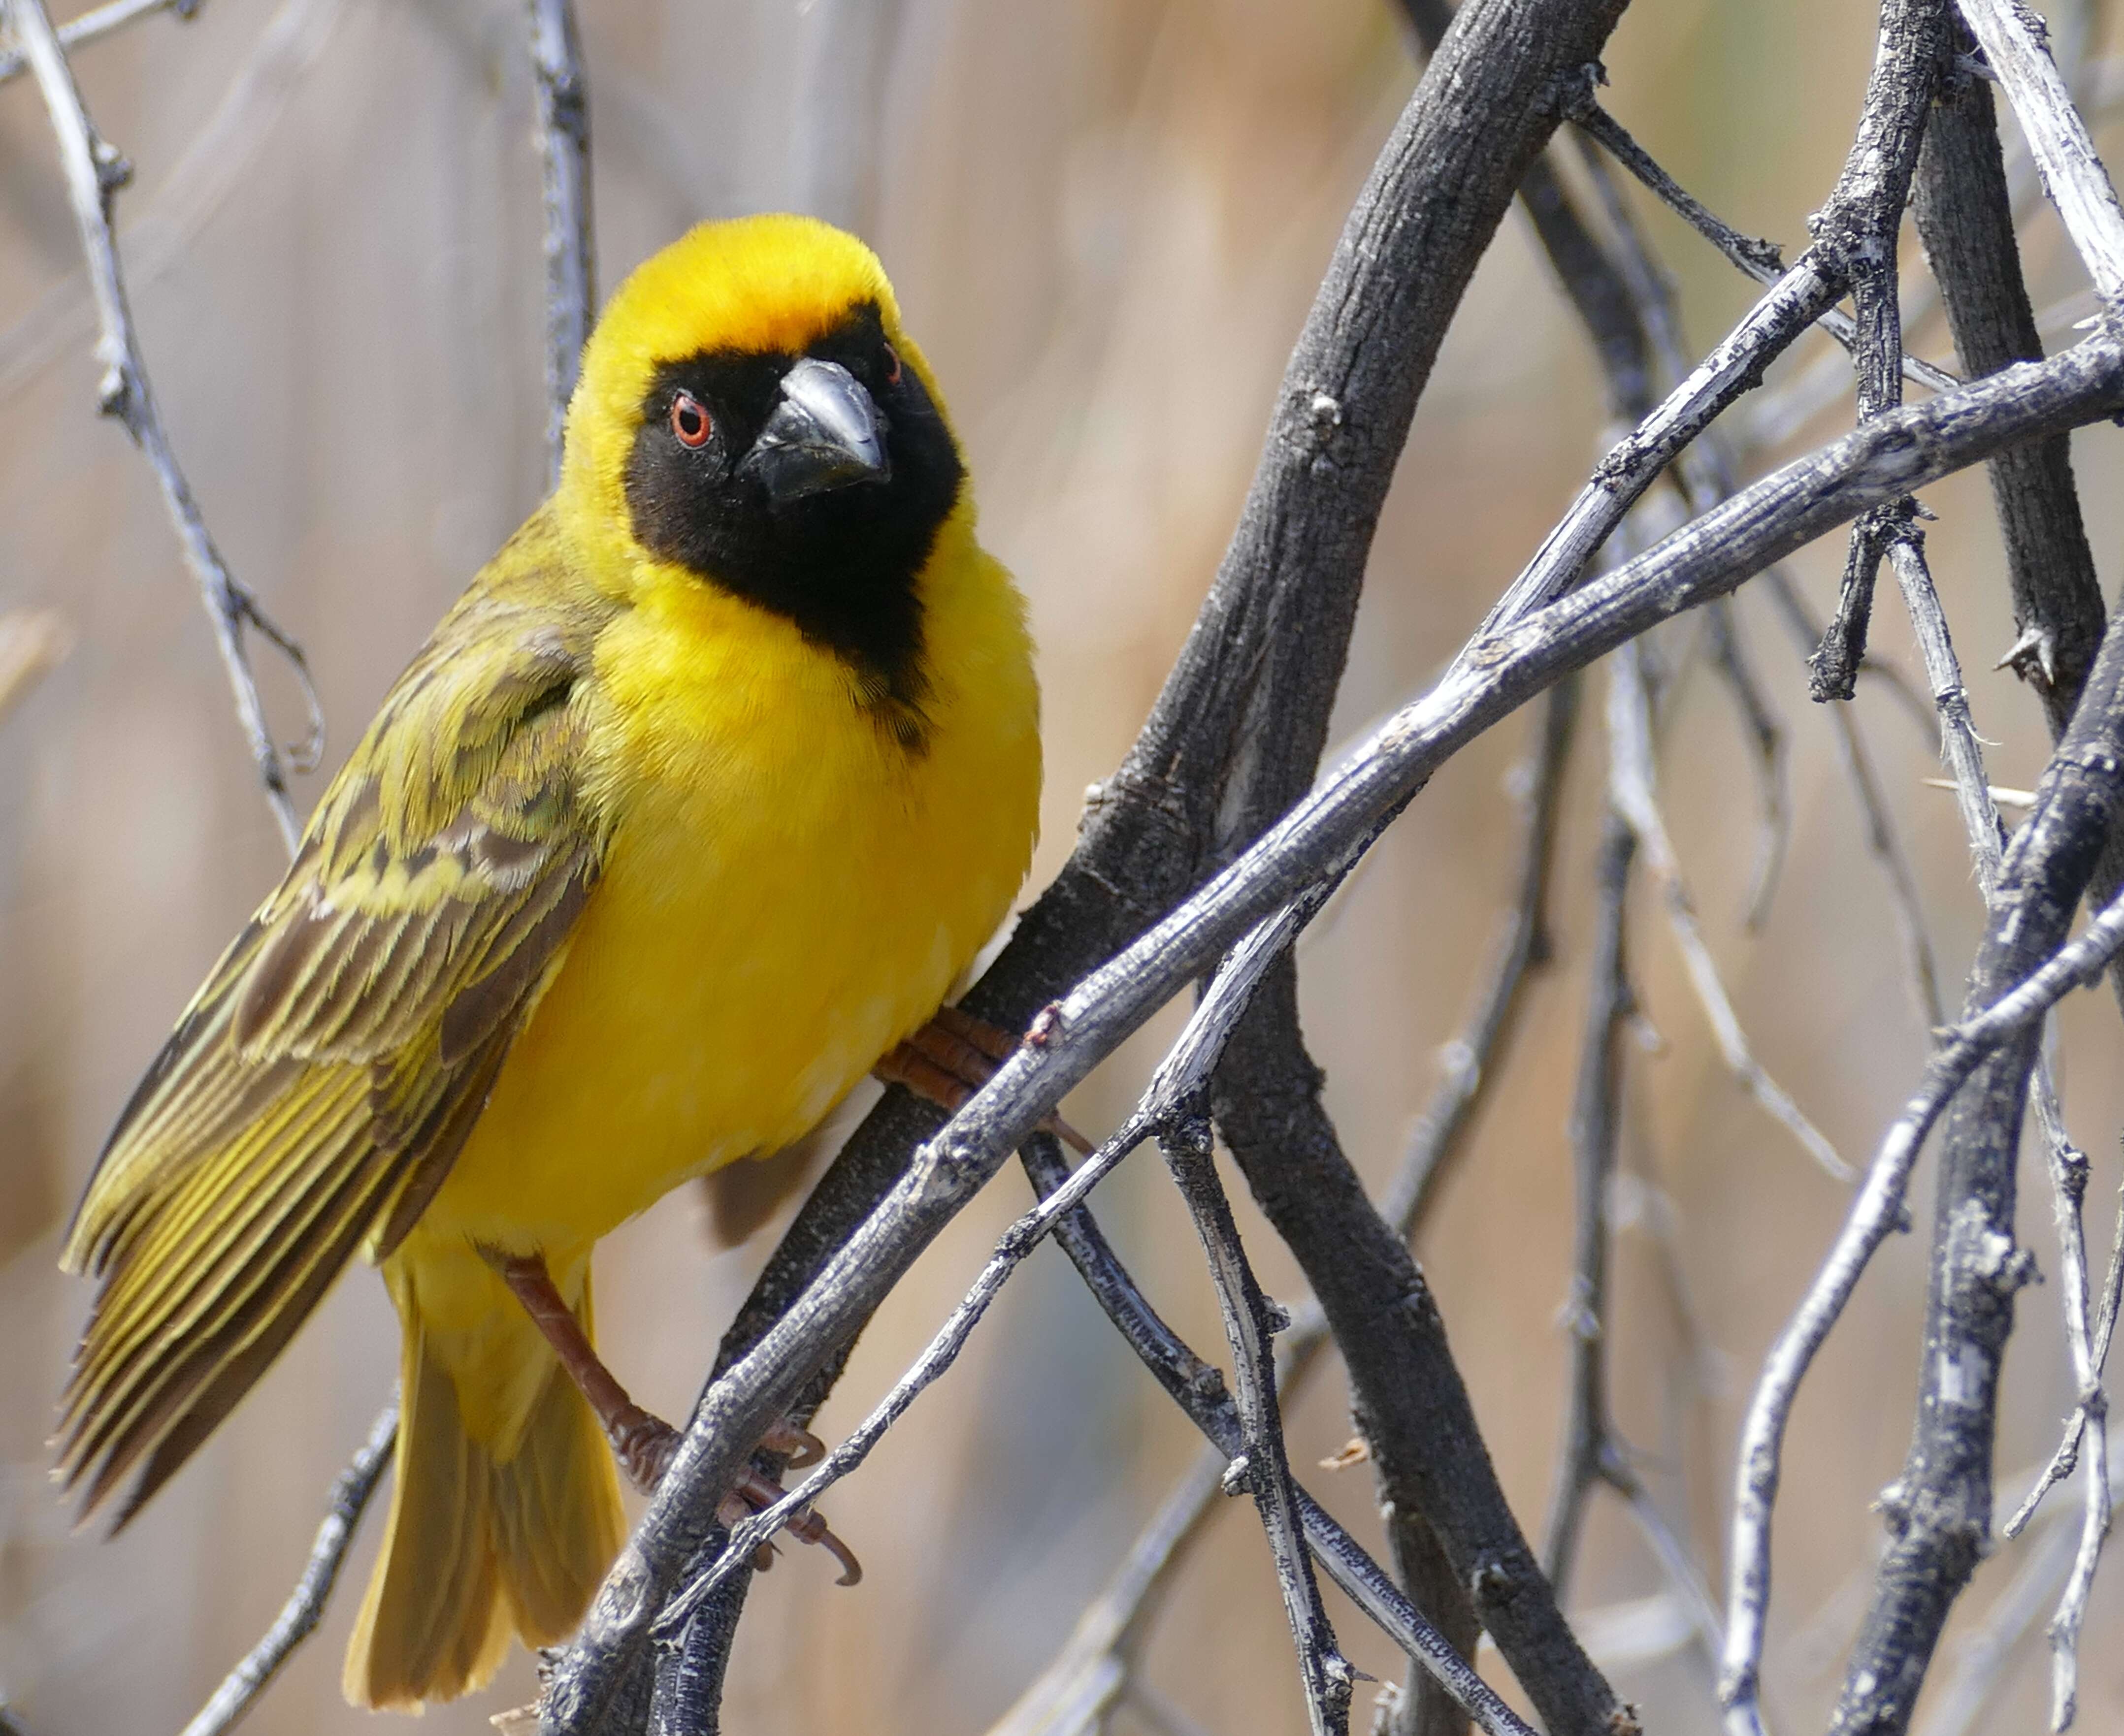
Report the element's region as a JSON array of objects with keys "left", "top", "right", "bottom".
[
  {"left": 526, "top": 0, "right": 594, "bottom": 484},
  {"left": 1160, "top": 1110, "right": 1353, "bottom": 1736},
  {"left": 1724, "top": 807, "right": 2124, "bottom": 1732},
  {"left": 1763, "top": 569, "right": 1947, "bottom": 1025},
  {"left": 1915, "top": 1427, "right": 2124, "bottom": 1736},
  {"left": 1608, "top": 640, "right": 1852, "bottom": 1182},
  {"left": 1887, "top": 529, "right": 2009, "bottom": 887},
  {"left": 2012, "top": 1178, "right": 2124, "bottom": 1537},
  {"left": 1479, "top": 0, "right": 1960, "bottom": 646},
  {"left": 0, "top": 0, "right": 197, "bottom": 86},
  {"left": 1875, "top": 376, "right": 2117, "bottom": 1736},
  {"left": 2036, "top": 1143, "right": 2112, "bottom": 1730},
  {"left": 1539, "top": 815, "right": 1636, "bottom": 1594},
  {"left": 1019, "top": 1141, "right": 1536, "bottom": 1736},
  {"left": 1472, "top": 256, "right": 1843, "bottom": 638},
  {"left": 1569, "top": 94, "right": 1956, "bottom": 393},
  {"left": 177, "top": 1407, "right": 398, "bottom": 1736},
  {"left": 1000, "top": 678, "right": 1578, "bottom": 1736},
  {"left": 7, "top": 0, "right": 318, "bottom": 850}
]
